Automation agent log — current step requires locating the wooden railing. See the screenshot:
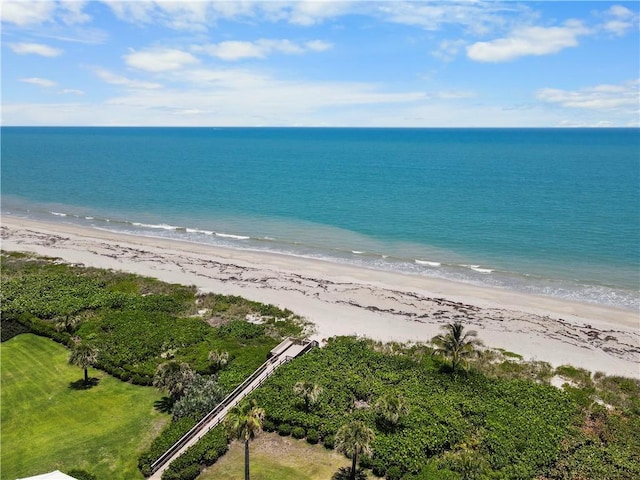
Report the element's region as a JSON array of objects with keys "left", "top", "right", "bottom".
[{"left": 149, "top": 339, "right": 317, "bottom": 475}]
